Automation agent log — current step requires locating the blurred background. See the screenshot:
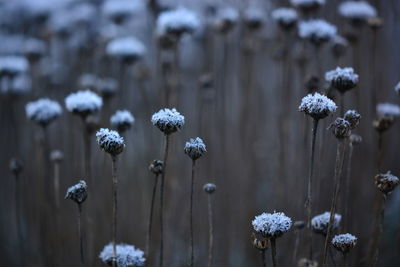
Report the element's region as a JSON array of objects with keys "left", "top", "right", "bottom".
[{"left": 1, "top": 0, "right": 400, "bottom": 266}]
